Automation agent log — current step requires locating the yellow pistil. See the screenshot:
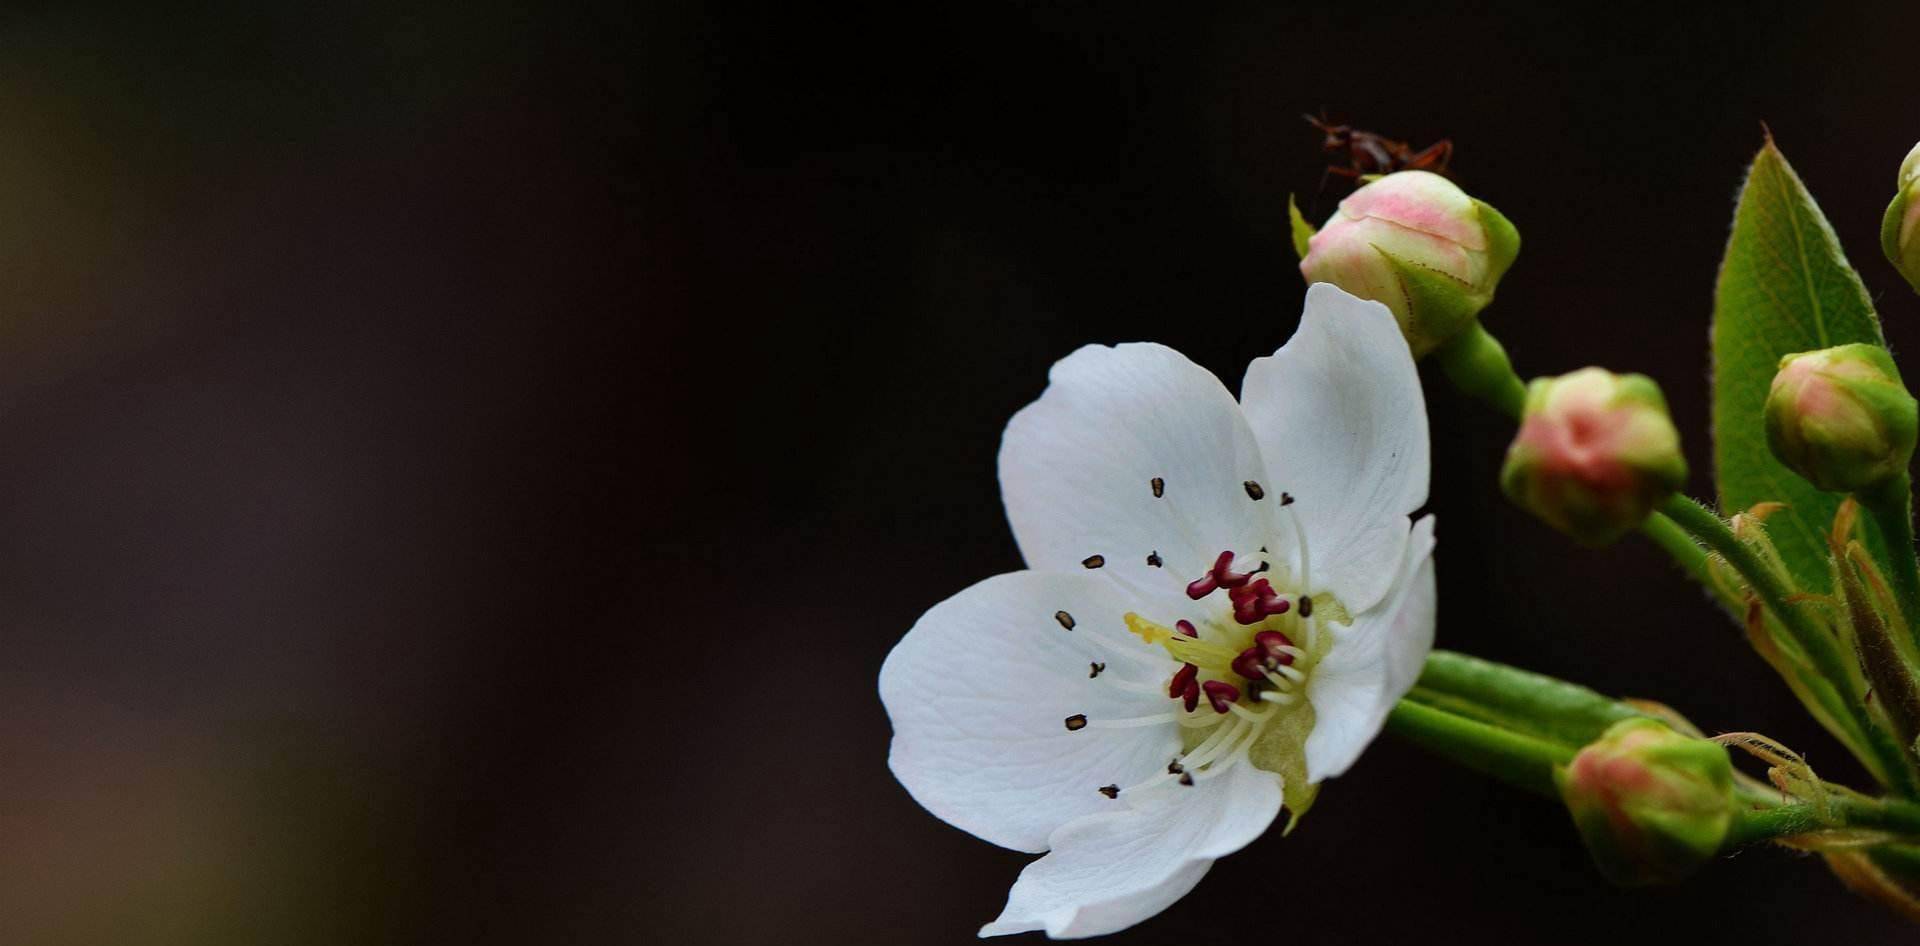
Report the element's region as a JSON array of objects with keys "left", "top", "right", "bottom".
[
  {"left": 1123, "top": 612, "right": 1174, "bottom": 644},
  {"left": 1123, "top": 612, "right": 1238, "bottom": 673}
]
